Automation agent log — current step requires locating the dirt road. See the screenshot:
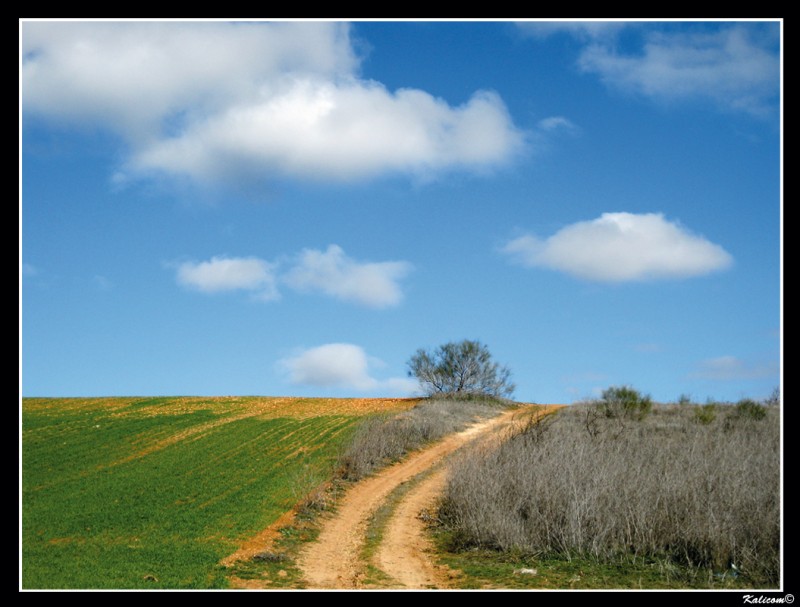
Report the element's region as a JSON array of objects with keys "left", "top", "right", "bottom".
[
  {"left": 373, "top": 466, "right": 450, "bottom": 588},
  {"left": 297, "top": 405, "right": 555, "bottom": 589}
]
